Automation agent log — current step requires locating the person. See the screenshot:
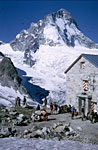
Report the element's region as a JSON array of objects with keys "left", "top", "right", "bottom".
[
  {"left": 42, "top": 109, "right": 48, "bottom": 121},
  {"left": 71, "top": 106, "right": 75, "bottom": 119},
  {"left": 74, "top": 109, "right": 78, "bottom": 116},
  {"left": 23, "top": 96, "right": 27, "bottom": 105},
  {"left": 15, "top": 97, "right": 18, "bottom": 107},
  {"left": 15, "top": 96, "right": 21, "bottom": 107},
  {"left": 90, "top": 109, "right": 94, "bottom": 123},
  {"left": 44, "top": 98, "right": 47, "bottom": 107},
  {"left": 50, "top": 102, "right": 53, "bottom": 114},
  {"left": 81, "top": 107, "right": 85, "bottom": 121},
  {"left": 94, "top": 111, "right": 97, "bottom": 123},
  {"left": 18, "top": 97, "right": 21, "bottom": 106},
  {"left": 54, "top": 102, "right": 58, "bottom": 113},
  {"left": 36, "top": 104, "right": 40, "bottom": 111}
]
